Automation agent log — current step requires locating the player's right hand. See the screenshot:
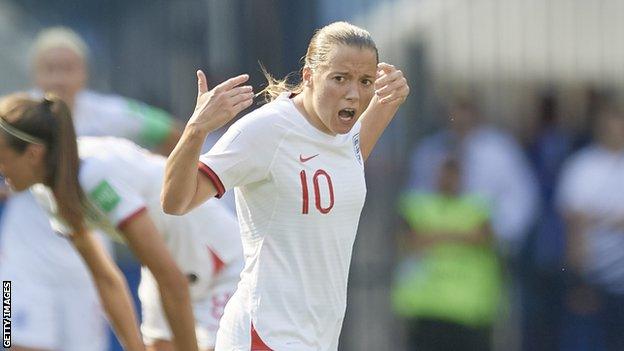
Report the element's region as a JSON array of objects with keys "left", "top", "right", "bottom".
[{"left": 187, "top": 70, "right": 254, "bottom": 134}]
